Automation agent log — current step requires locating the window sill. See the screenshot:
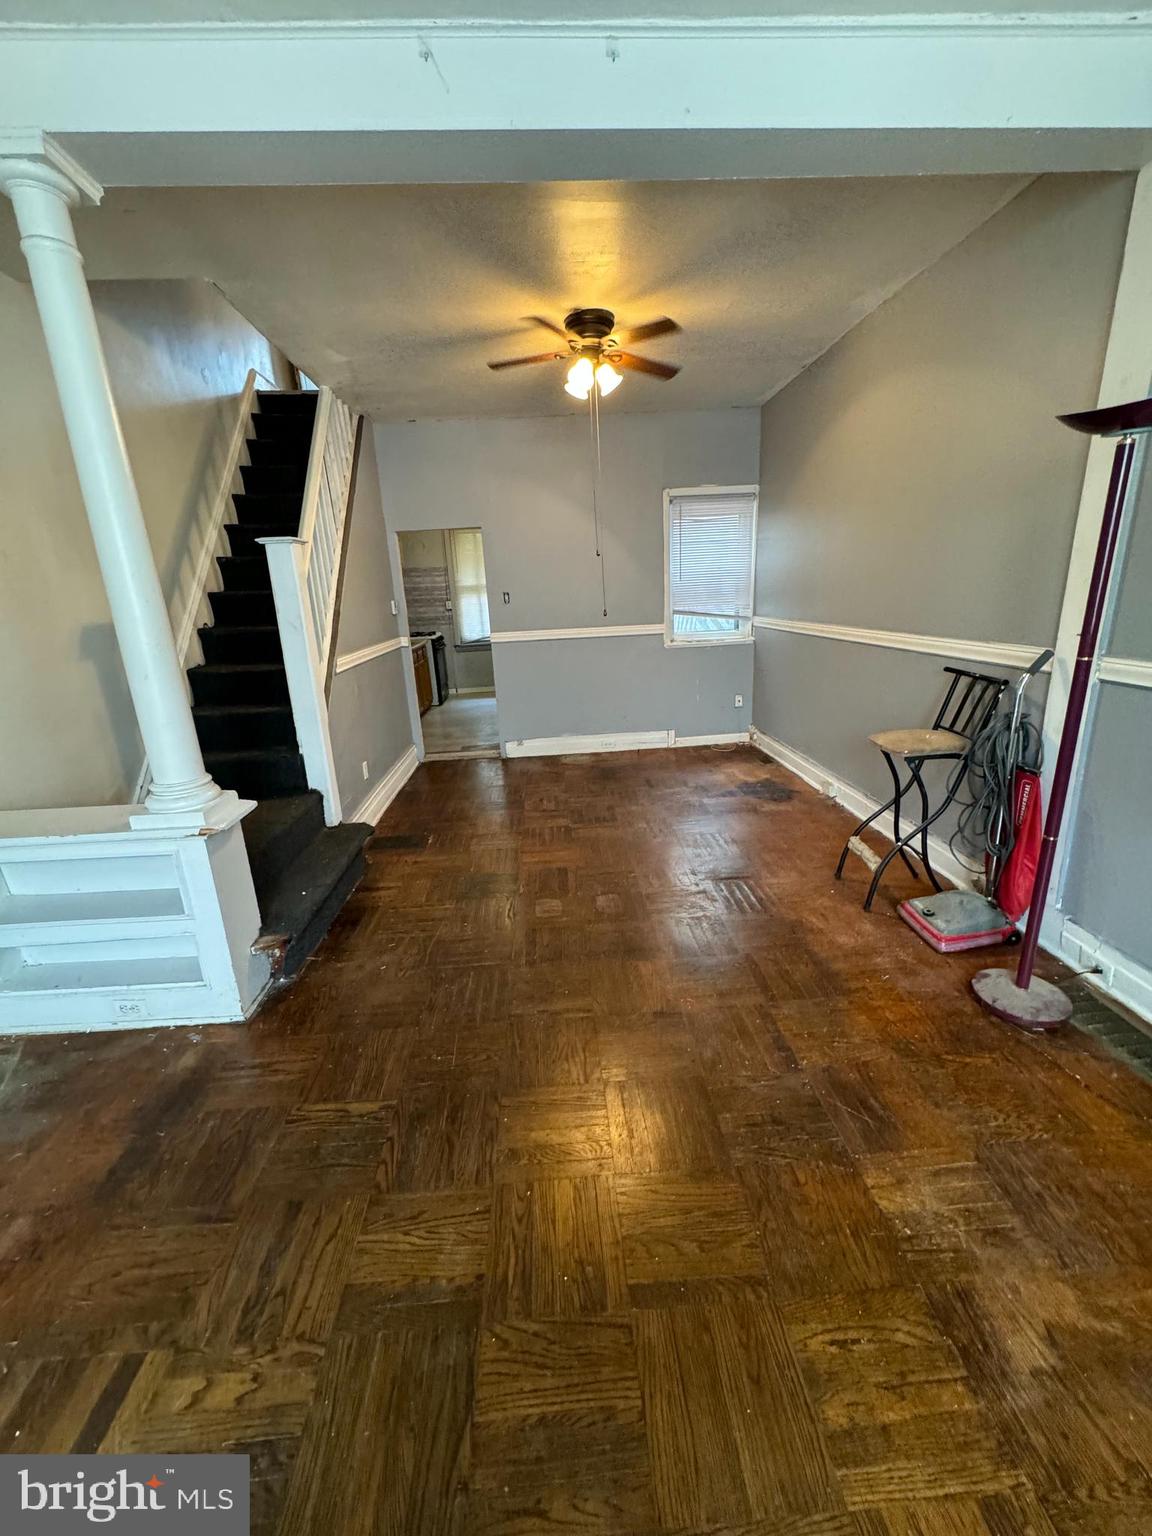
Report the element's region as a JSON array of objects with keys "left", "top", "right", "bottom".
[
  {"left": 455, "top": 639, "right": 492, "bottom": 652},
  {"left": 664, "top": 634, "right": 754, "bottom": 650}
]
